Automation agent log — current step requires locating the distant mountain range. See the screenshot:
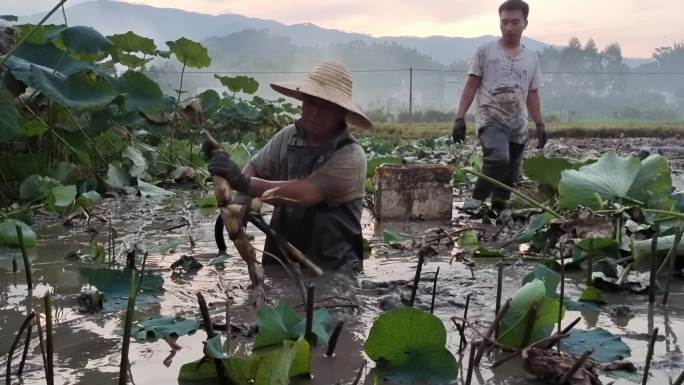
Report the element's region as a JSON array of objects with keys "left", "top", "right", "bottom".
[{"left": 20, "top": 0, "right": 554, "bottom": 65}]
